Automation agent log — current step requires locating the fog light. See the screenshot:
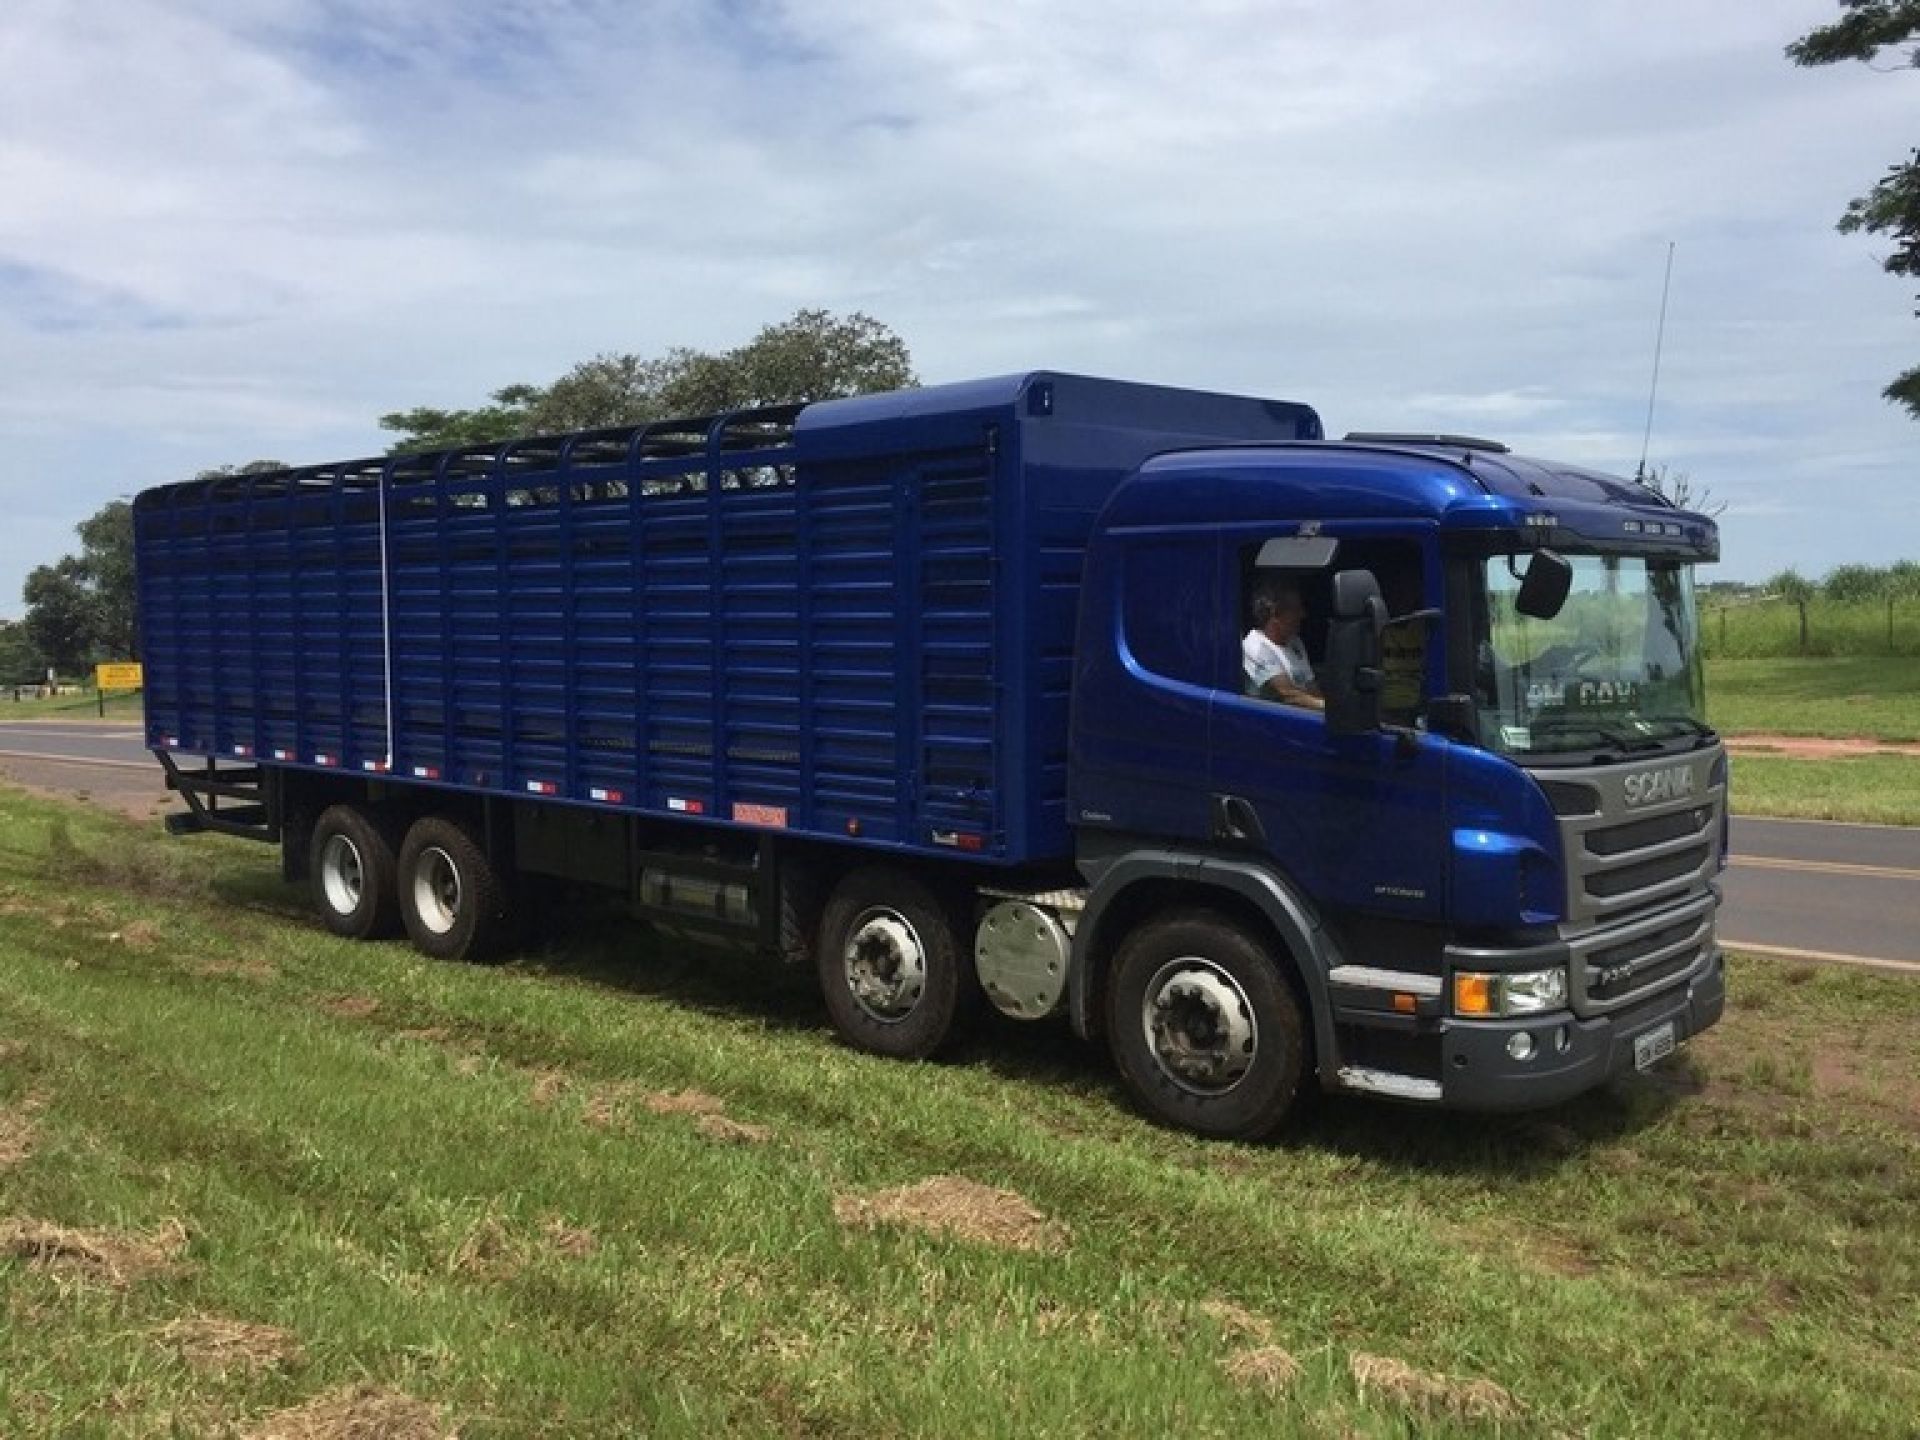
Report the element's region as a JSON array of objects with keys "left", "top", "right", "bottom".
[{"left": 1506, "top": 1032, "right": 1536, "bottom": 1062}]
